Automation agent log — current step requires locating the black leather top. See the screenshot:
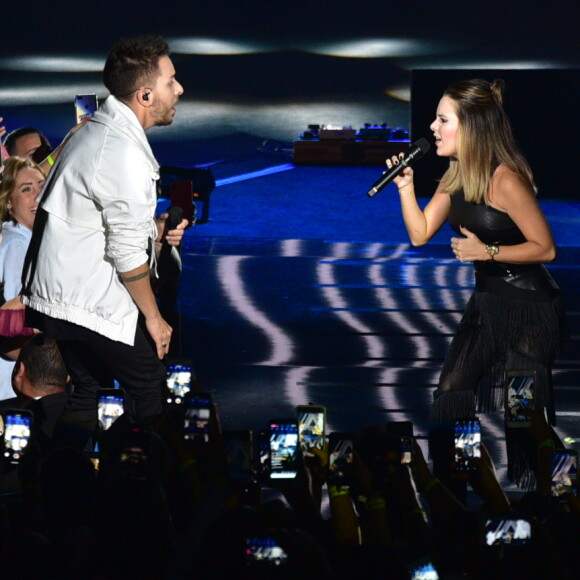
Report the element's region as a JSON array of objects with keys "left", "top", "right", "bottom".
[
  {"left": 448, "top": 191, "right": 526, "bottom": 246},
  {"left": 448, "top": 191, "right": 559, "bottom": 296}
]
